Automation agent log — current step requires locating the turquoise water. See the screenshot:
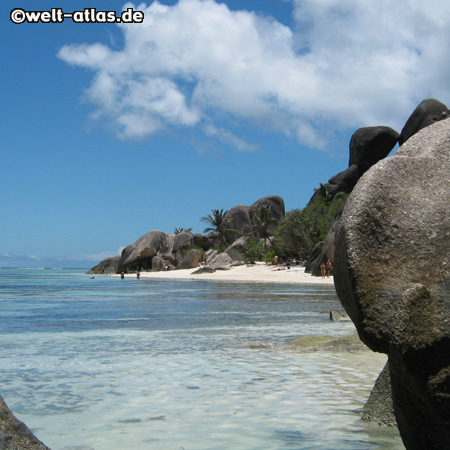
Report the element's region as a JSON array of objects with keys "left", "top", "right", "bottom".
[{"left": 0, "top": 269, "right": 403, "bottom": 449}]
